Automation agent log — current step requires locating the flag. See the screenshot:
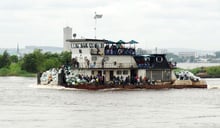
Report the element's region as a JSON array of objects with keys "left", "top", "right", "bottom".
[{"left": 94, "top": 14, "right": 103, "bottom": 19}]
